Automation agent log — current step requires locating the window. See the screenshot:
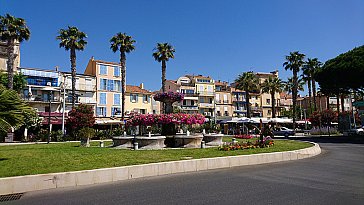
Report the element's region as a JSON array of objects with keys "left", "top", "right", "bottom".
[
  {"left": 99, "top": 65, "right": 107, "bottom": 75},
  {"left": 266, "top": 99, "right": 271, "bottom": 105},
  {"left": 209, "top": 98, "right": 213, "bottom": 104},
  {"left": 223, "top": 94, "right": 228, "bottom": 103},
  {"left": 114, "top": 94, "right": 120, "bottom": 105},
  {"left": 197, "top": 79, "right": 210, "bottom": 83},
  {"left": 97, "top": 107, "right": 107, "bottom": 116},
  {"left": 99, "top": 93, "right": 106, "bottom": 105},
  {"left": 114, "top": 80, "right": 121, "bottom": 91},
  {"left": 114, "top": 66, "right": 120, "bottom": 76},
  {"left": 199, "top": 97, "right": 205, "bottom": 103},
  {"left": 191, "top": 101, "right": 195, "bottom": 106},
  {"left": 111, "top": 107, "right": 121, "bottom": 116},
  {"left": 215, "top": 86, "right": 221, "bottom": 91},
  {"left": 99, "top": 79, "right": 107, "bottom": 90},
  {"left": 183, "top": 100, "right": 187, "bottom": 105},
  {"left": 268, "top": 110, "right": 271, "bottom": 115},
  {"left": 143, "top": 95, "right": 148, "bottom": 102},
  {"left": 107, "top": 80, "right": 114, "bottom": 91},
  {"left": 140, "top": 109, "right": 146, "bottom": 114},
  {"left": 130, "top": 94, "right": 138, "bottom": 102},
  {"left": 199, "top": 85, "right": 203, "bottom": 92}
]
